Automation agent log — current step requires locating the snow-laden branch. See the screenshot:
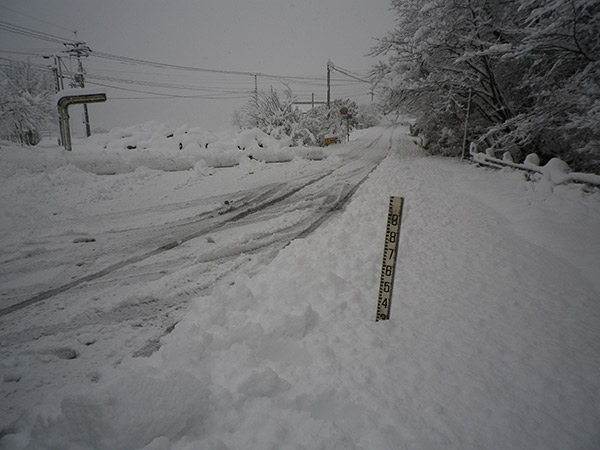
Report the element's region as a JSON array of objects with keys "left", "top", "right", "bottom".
[{"left": 470, "top": 143, "right": 600, "bottom": 186}]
